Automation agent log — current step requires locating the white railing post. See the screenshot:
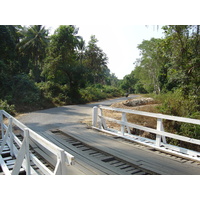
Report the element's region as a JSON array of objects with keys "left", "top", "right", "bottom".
[
  {"left": 24, "top": 128, "right": 31, "bottom": 175},
  {"left": 156, "top": 118, "right": 162, "bottom": 147},
  {"left": 99, "top": 107, "right": 107, "bottom": 130},
  {"left": 0, "top": 127, "right": 9, "bottom": 155},
  {"left": 8, "top": 117, "right": 14, "bottom": 157},
  {"left": 12, "top": 128, "right": 31, "bottom": 175},
  {"left": 121, "top": 113, "right": 131, "bottom": 135},
  {"left": 161, "top": 123, "right": 167, "bottom": 144},
  {"left": 0, "top": 111, "right": 4, "bottom": 140},
  {"left": 92, "top": 106, "right": 98, "bottom": 127},
  {"left": 54, "top": 149, "right": 67, "bottom": 175},
  {"left": 121, "top": 113, "right": 126, "bottom": 135}
]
